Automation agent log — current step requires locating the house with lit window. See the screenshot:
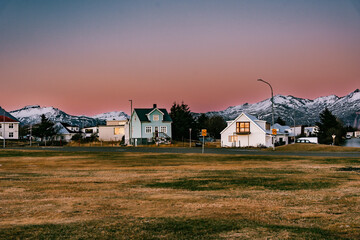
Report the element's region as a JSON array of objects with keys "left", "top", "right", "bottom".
[
  {"left": 220, "top": 112, "right": 288, "bottom": 148},
  {"left": 125, "top": 104, "right": 172, "bottom": 145},
  {"left": 98, "top": 120, "right": 126, "bottom": 141},
  {"left": 0, "top": 106, "right": 20, "bottom": 140}
]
